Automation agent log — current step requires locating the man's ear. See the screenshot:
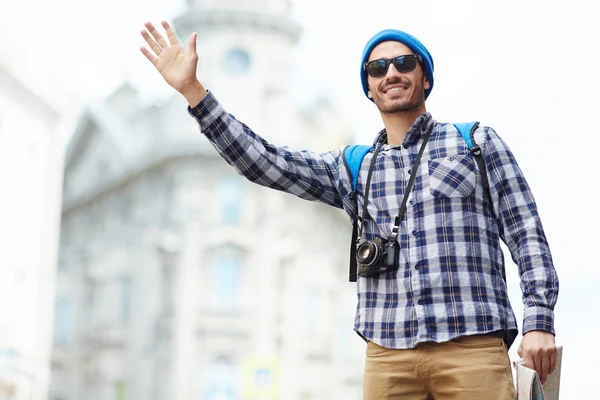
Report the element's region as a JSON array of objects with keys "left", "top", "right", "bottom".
[
  {"left": 424, "top": 77, "right": 431, "bottom": 90},
  {"left": 368, "top": 87, "right": 373, "bottom": 98}
]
